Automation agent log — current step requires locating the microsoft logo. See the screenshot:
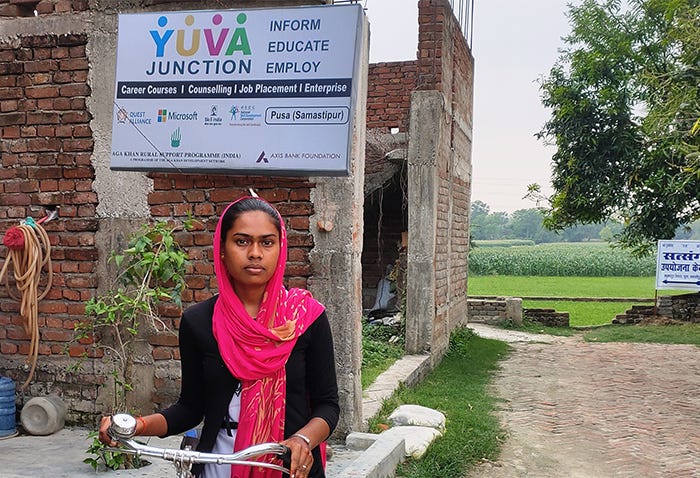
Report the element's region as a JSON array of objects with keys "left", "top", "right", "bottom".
[{"left": 157, "top": 109, "right": 167, "bottom": 122}]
